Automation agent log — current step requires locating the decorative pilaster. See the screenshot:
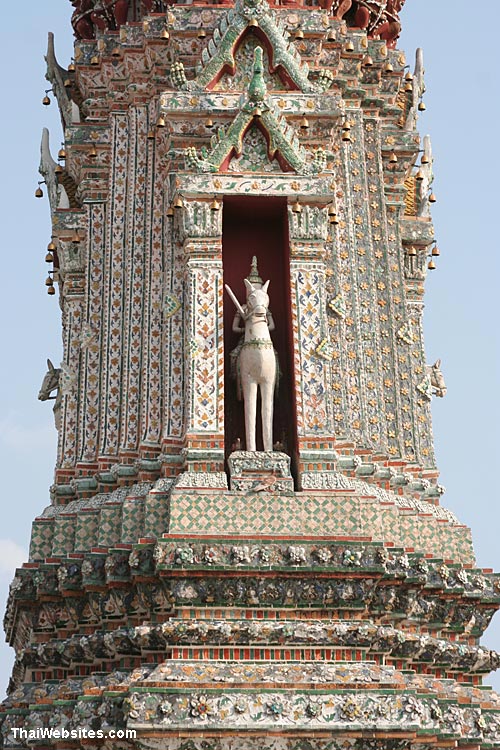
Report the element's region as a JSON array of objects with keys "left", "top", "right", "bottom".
[
  {"left": 288, "top": 204, "right": 337, "bottom": 482},
  {"left": 178, "top": 200, "right": 225, "bottom": 476}
]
